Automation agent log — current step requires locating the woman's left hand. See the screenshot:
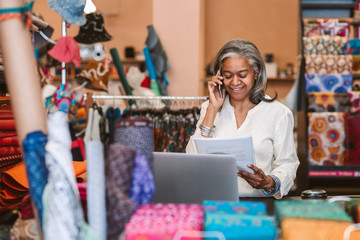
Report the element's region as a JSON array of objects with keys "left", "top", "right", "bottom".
[{"left": 238, "top": 164, "right": 273, "bottom": 189}]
